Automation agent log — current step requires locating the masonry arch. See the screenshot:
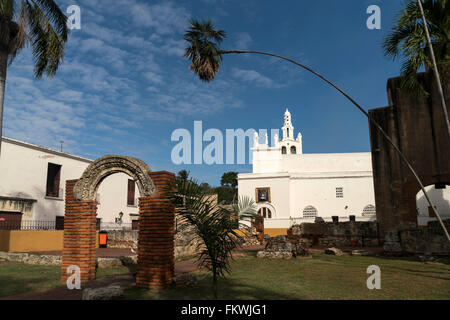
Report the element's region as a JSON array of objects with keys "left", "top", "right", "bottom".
[
  {"left": 61, "top": 155, "right": 175, "bottom": 289},
  {"left": 257, "top": 202, "right": 277, "bottom": 219},
  {"left": 415, "top": 183, "right": 450, "bottom": 226}
]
